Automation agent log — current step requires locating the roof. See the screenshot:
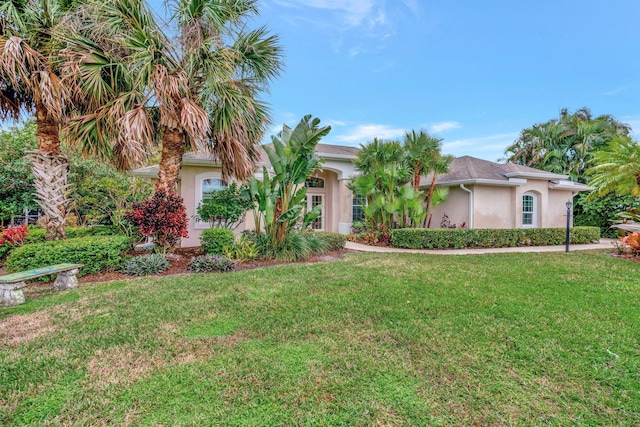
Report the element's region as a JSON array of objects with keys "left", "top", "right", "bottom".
[
  {"left": 420, "top": 156, "right": 590, "bottom": 190},
  {"left": 131, "top": 143, "right": 359, "bottom": 178}
]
